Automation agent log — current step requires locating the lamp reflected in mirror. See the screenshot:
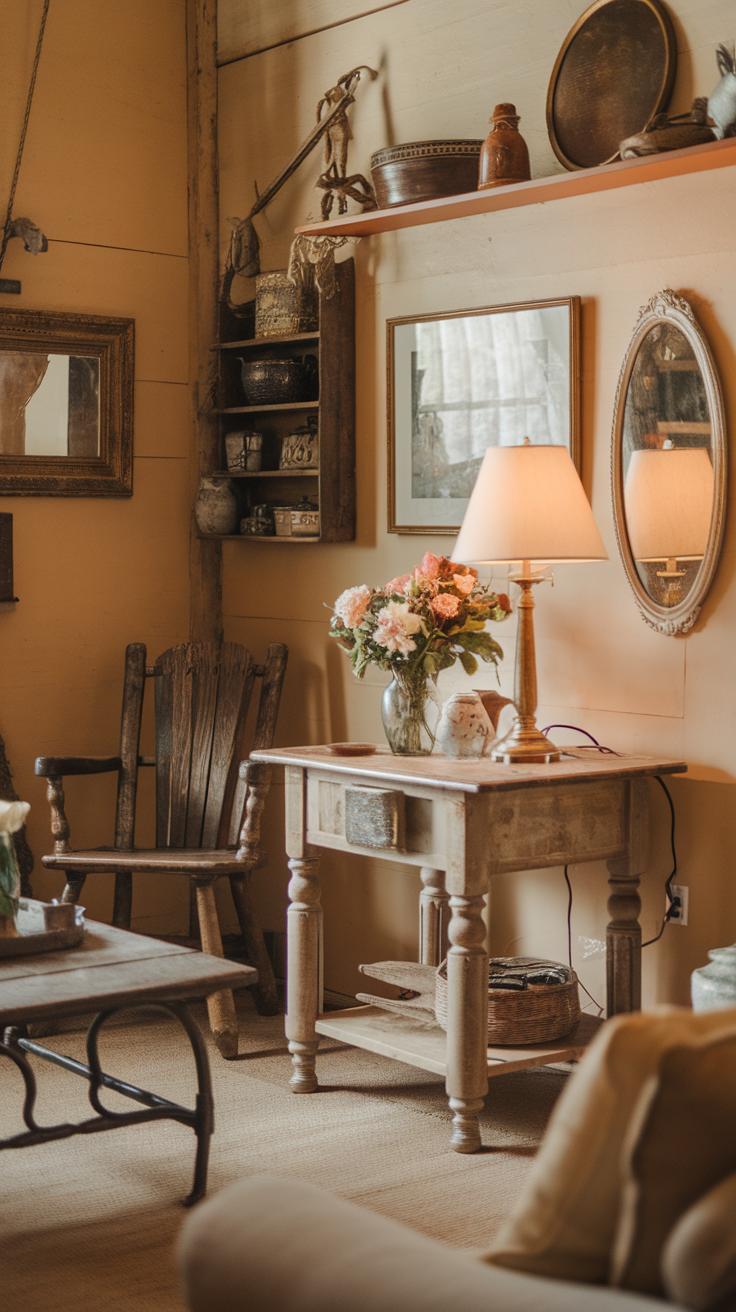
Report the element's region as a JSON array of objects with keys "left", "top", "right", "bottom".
[
  {"left": 612, "top": 290, "right": 727, "bottom": 635},
  {"left": 624, "top": 441, "right": 714, "bottom": 608}
]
